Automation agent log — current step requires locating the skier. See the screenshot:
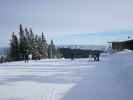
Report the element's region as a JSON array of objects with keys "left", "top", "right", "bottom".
[
  {"left": 71, "top": 53, "right": 74, "bottom": 60},
  {"left": 24, "top": 50, "right": 29, "bottom": 63},
  {"left": 29, "top": 54, "right": 32, "bottom": 61},
  {"left": 94, "top": 54, "right": 97, "bottom": 62},
  {"left": 94, "top": 52, "right": 100, "bottom": 62},
  {"left": 88, "top": 54, "right": 92, "bottom": 62},
  {"left": 96, "top": 52, "right": 100, "bottom": 62}
]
